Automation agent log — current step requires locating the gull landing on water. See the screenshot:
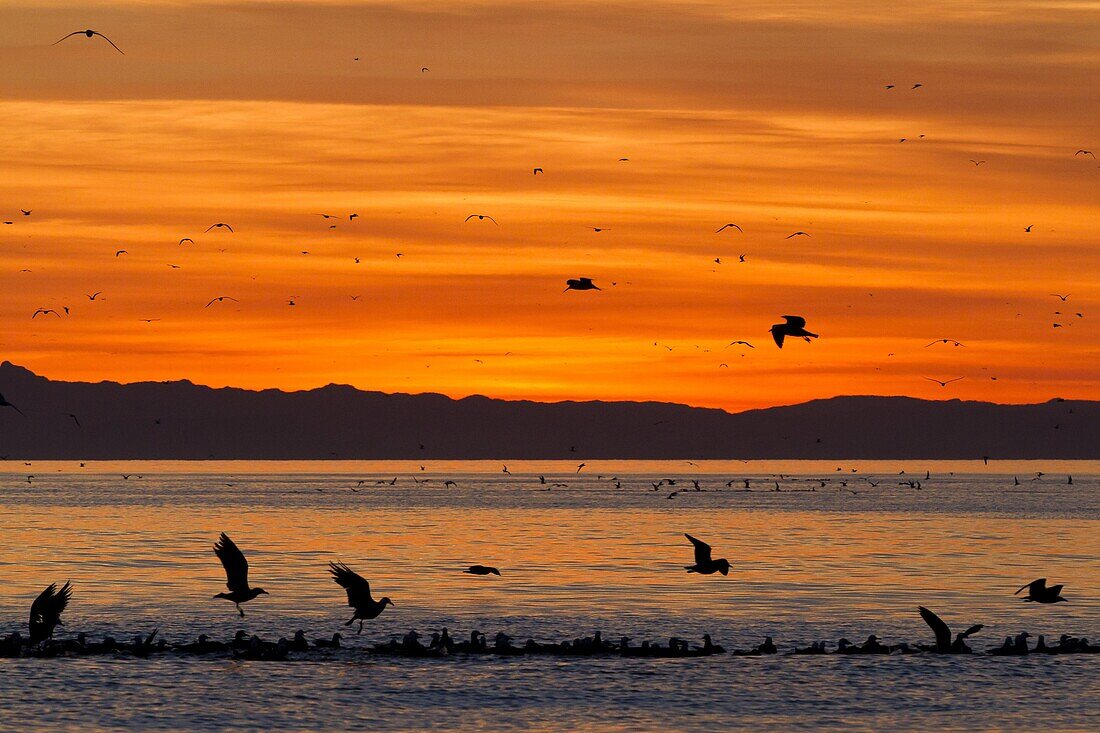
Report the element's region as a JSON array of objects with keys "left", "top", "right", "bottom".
[
  {"left": 212, "top": 533, "right": 268, "bottom": 617},
  {"left": 328, "top": 562, "right": 394, "bottom": 634}
]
